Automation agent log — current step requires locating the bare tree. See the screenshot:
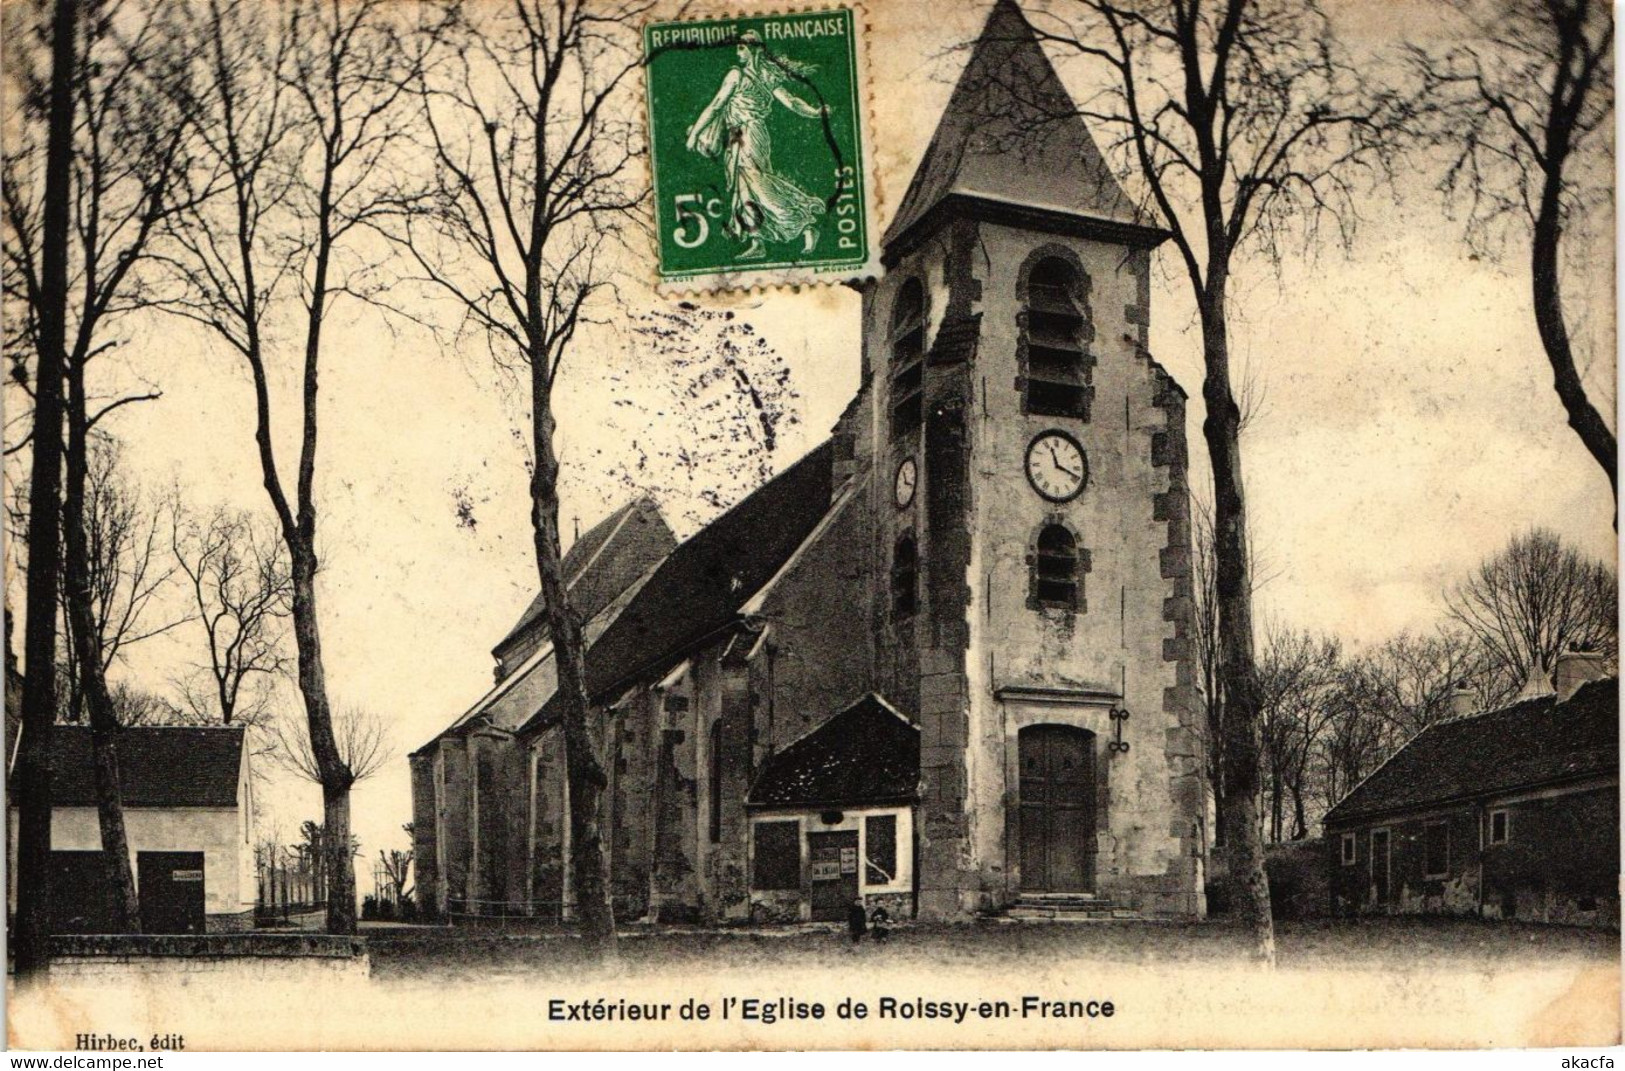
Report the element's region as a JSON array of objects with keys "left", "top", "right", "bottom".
[
  {"left": 7, "top": 0, "right": 197, "bottom": 941},
  {"left": 5, "top": 0, "right": 78, "bottom": 980},
  {"left": 1189, "top": 492, "right": 1276, "bottom": 845},
  {"left": 398, "top": 0, "right": 654, "bottom": 955},
  {"left": 1014, "top": 0, "right": 1408, "bottom": 964},
  {"left": 1314, "top": 665, "right": 1389, "bottom": 815},
  {"left": 1346, "top": 627, "right": 1513, "bottom": 742},
  {"left": 106, "top": 679, "right": 179, "bottom": 727},
  {"left": 1256, "top": 625, "right": 1339, "bottom": 842},
  {"left": 270, "top": 702, "right": 393, "bottom": 790},
  {"left": 171, "top": 504, "right": 292, "bottom": 726},
  {"left": 1413, "top": 0, "right": 1615, "bottom": 505},
  {"left": 1447, "top": 527, "right": 1617, "bottom": 688},
  {"left": 379, "top": 842, "right": 414, "bottom": 904},
  {"left": 1189, "top": 496, "right": 1224, "bottom": 842},
  {"left": 57, "top": 437, "right": 186, "bottom": 723},
  {"left": 162, "top": 0, "right": 417, "bottom": 935}
]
